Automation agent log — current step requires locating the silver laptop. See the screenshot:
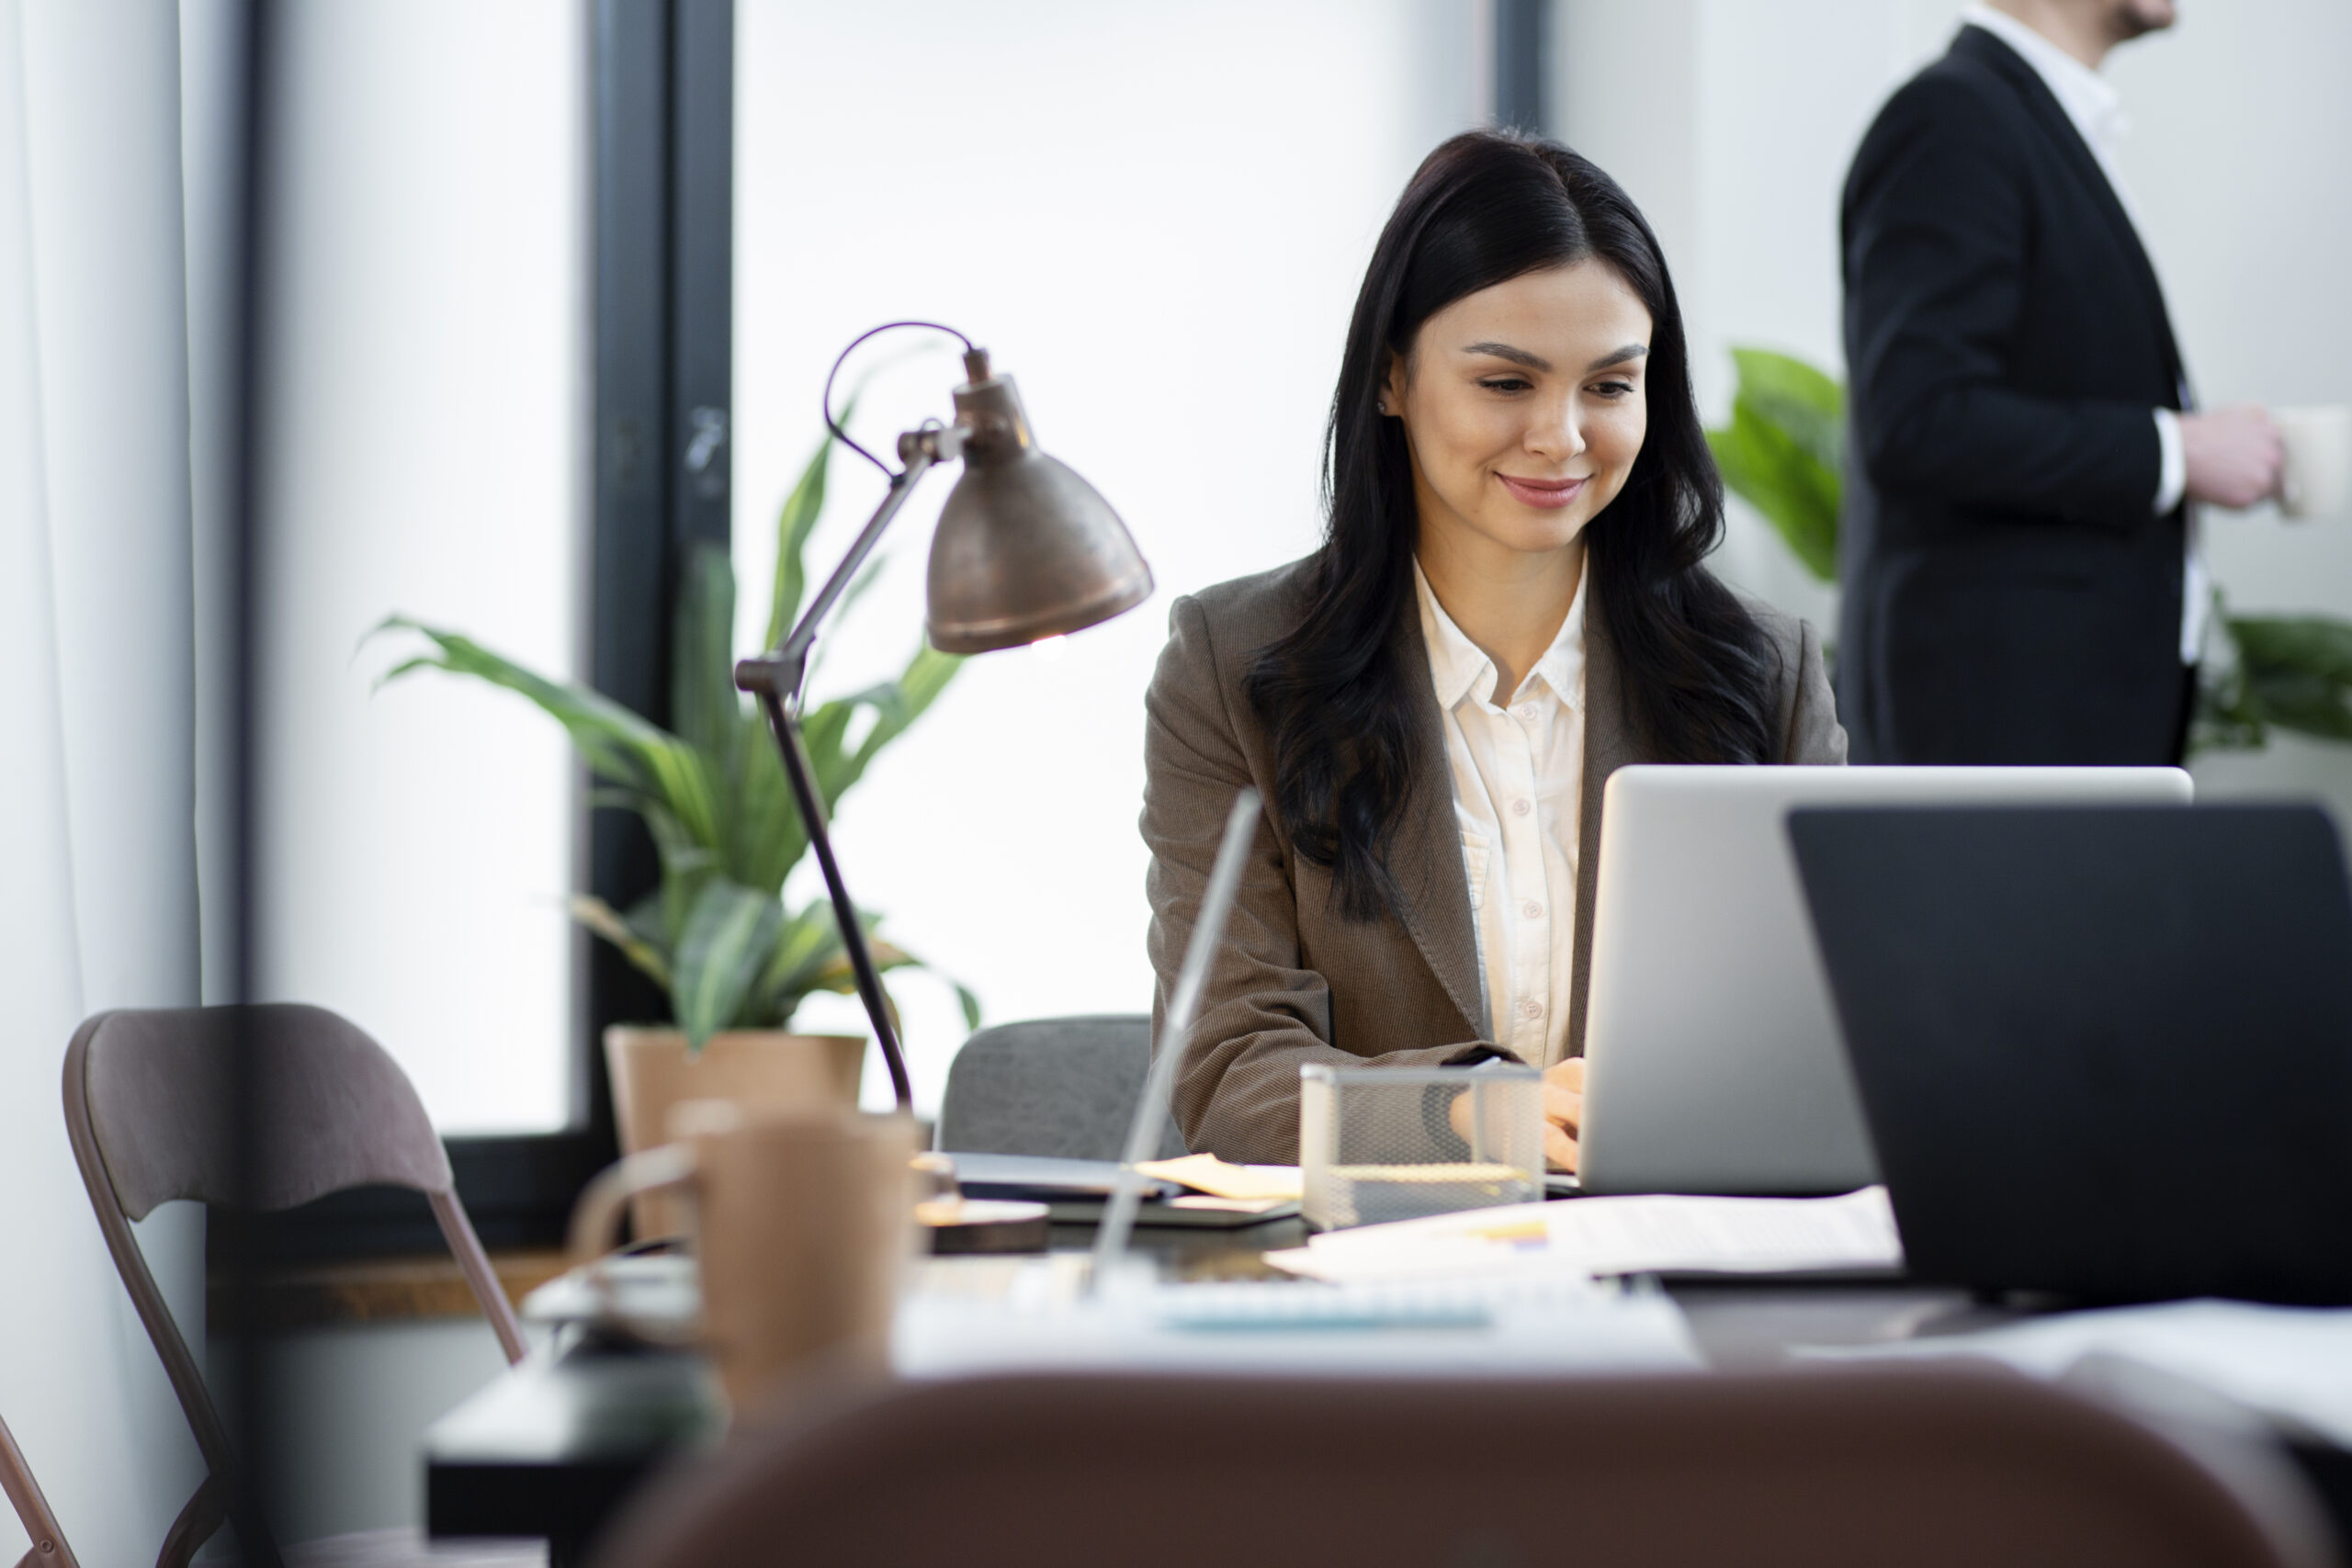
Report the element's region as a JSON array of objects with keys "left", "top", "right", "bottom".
[{"left": 1577, "top": 765, "right": 2193, "bottom": 1196}]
